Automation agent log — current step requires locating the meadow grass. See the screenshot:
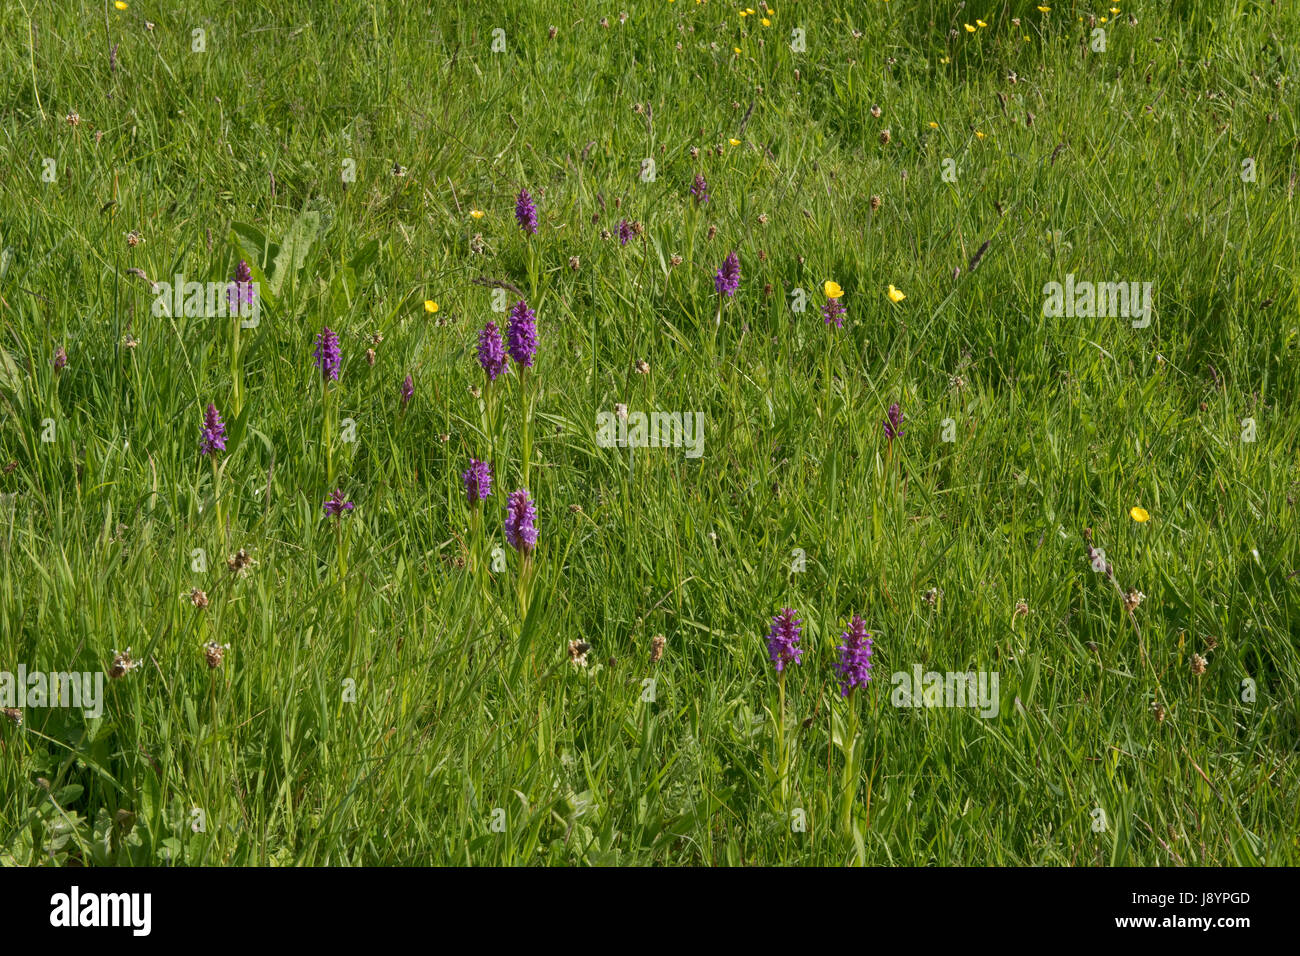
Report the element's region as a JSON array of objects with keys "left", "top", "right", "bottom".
[{"left": 0, "top": 0, "right": 1297, "bottom": 865}]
